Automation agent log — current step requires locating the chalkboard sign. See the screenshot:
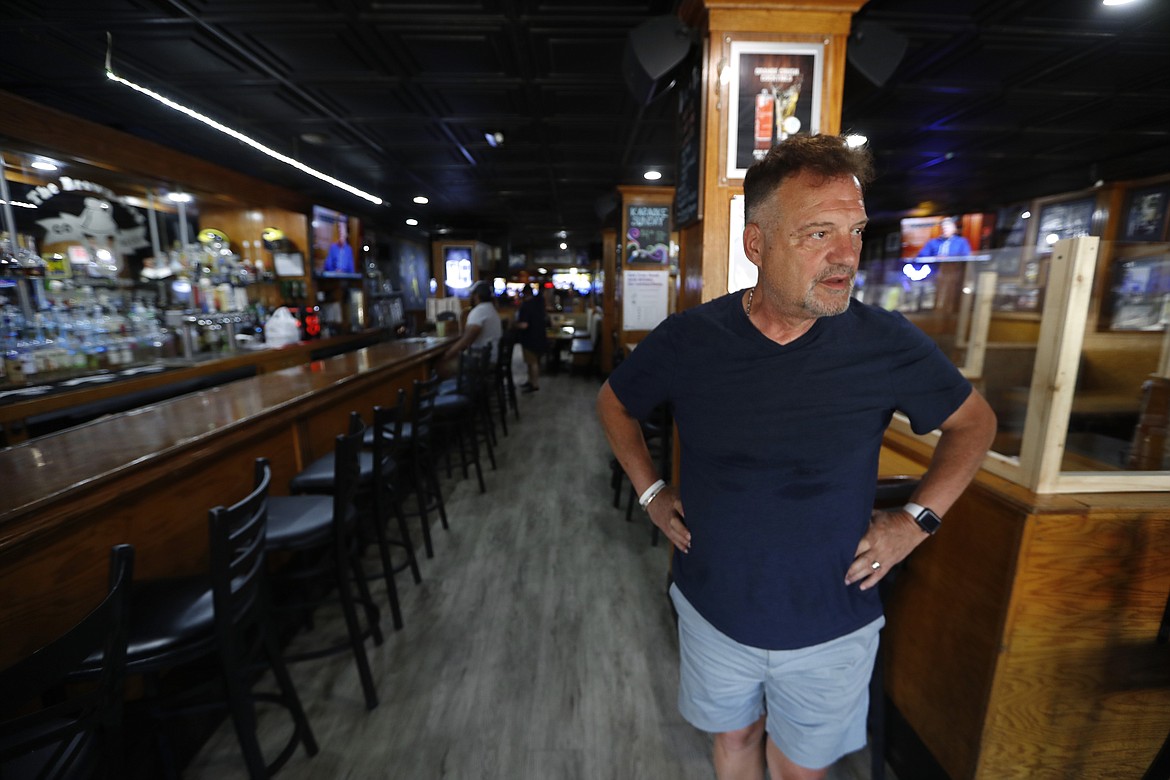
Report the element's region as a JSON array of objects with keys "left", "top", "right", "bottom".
[
  {"left": 674, "top": 59, "right": 702, "bottom": 228},
  {"left": 626, "top": 204, "right": 671, "bottom": 264}
]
